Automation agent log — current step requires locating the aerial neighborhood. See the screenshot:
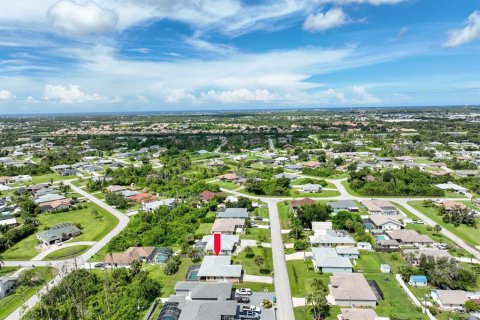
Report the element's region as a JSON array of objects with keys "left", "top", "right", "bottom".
[{"left": 1, "top": 109, "right": 480, "bottom": 320}]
